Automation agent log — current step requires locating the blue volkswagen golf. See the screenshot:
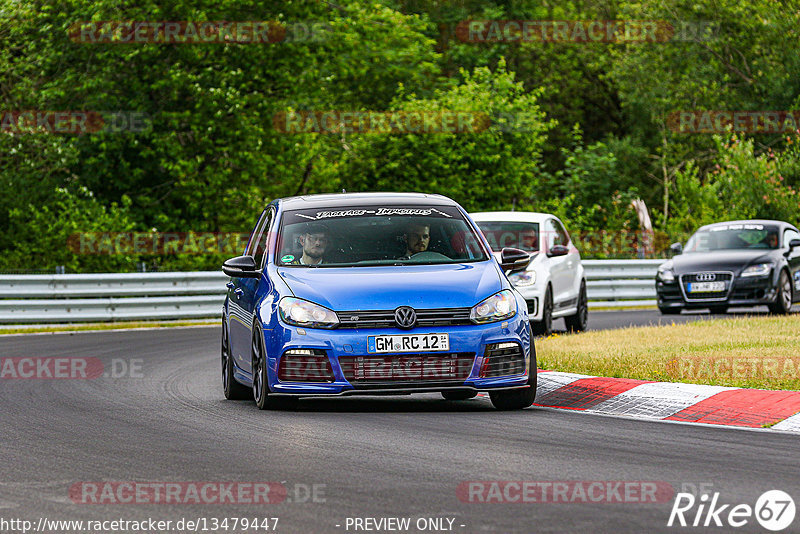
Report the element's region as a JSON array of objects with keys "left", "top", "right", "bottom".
[{"left": 221, "top": 192, "right": 536, "bottom": 410}]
